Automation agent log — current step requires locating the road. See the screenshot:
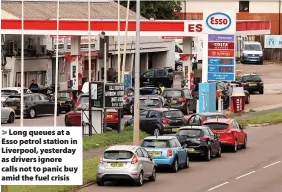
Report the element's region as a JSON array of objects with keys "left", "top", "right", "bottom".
[{"left": 78, "top": 123, "right": 282, "bottom": 192}]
